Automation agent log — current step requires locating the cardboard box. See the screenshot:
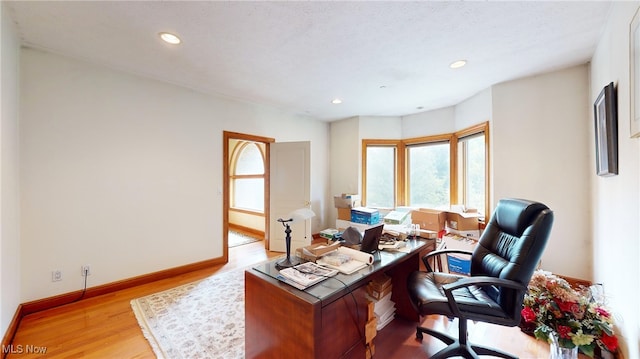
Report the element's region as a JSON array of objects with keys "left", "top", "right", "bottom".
[
  {"left": 365, "top": 318, "right": 377, "bottom": 343},
  {"left": 412, "top": 208, "right": 446, "bottom": 231},
  {"left": 447, "top": 254, "right": 471, "bottom": 275},
  {"left": 367, "top": 283, "right": 393, "bottom": 300},
  {"left": 335, "top": 219, "right": 370, "bottom": 233},
  {"left": 442, "top": 233, "right": 478, "bottom": 252},
  {"left": 351, "top": 207, "right": 380, "bottom": 225},
  {"left": 369, "top": 274, "right": 392, "bottom": 292},
  {"left": 333, "top": 194, "right": 361, "bottom": 208},
  {"left": 440, "top": 233, "right": 477, "bottom": 275},
  {"left": 417, "top": 229, "right": 439, "bottom": 239},
  {"left": 446, "top": 228, "right": 481, "bottom": 239},
  {"left": 295, "top": 241, "right": 340, "bottom": 262},
  {"left": 446, "top": 211, "right": 480, "bottom": 231},
  {"left": 337, "top": 207, "right": 351, "bottom": 221},
  {"left": 383, "top": 210, "right": 410, "bottom": 225},
  {"left": 367, "top": 301, "right": 376, "bottom": 320}
]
